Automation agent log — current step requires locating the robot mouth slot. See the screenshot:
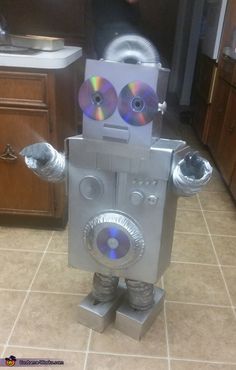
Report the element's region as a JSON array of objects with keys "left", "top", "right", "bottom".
[
  {"left": 102, "top": 124, "right": 130, "bottom": 143},
  {"left": 103, "top": 136, "right": 128, "bottom": 143},
  {"left": 104, "top": 124, "right": 128, "bottom": 131}
]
